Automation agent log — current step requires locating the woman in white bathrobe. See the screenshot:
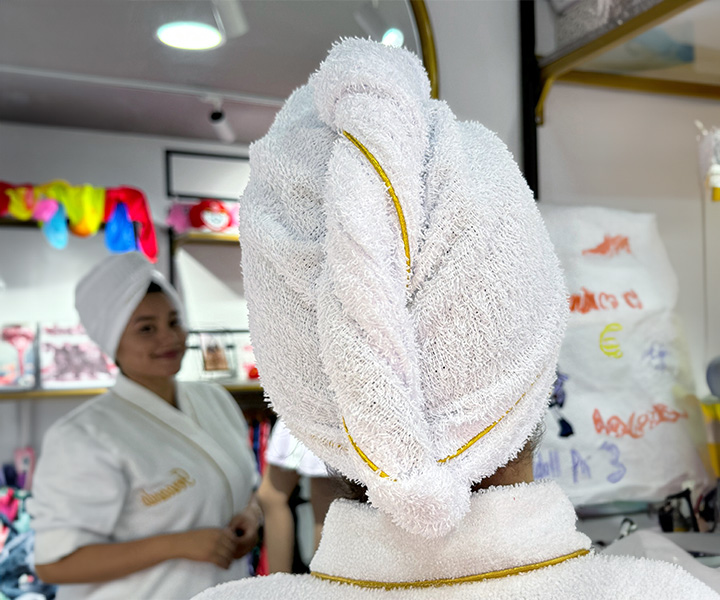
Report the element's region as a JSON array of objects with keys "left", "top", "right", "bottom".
[
  {"left": 30, "top": 252, "right": 262, "bottom": 600},
  {"left": 192, "top": 39, "right": 719, "bottom": 600}
]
